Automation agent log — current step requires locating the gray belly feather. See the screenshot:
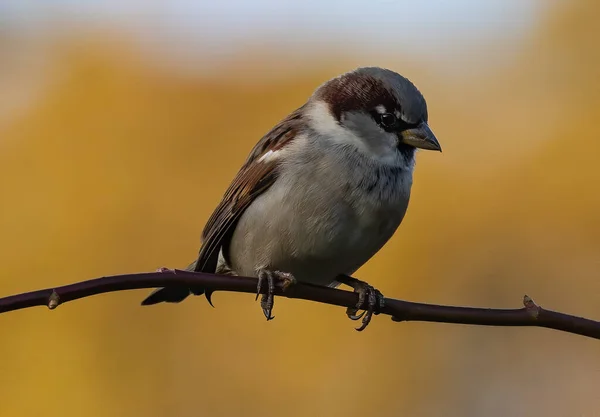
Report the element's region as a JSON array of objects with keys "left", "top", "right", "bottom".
[{"left": 227, "top": 143, "right": 412, "bottom": 286}]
